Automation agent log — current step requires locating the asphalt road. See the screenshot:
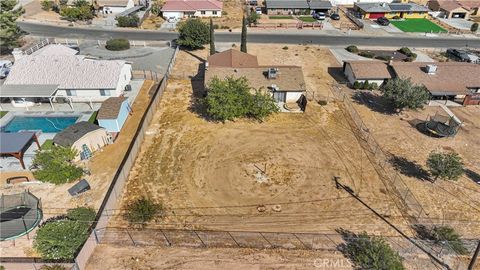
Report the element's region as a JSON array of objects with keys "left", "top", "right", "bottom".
[{"left": 17, "top": 21, "right": 480, "bottom": 48}]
